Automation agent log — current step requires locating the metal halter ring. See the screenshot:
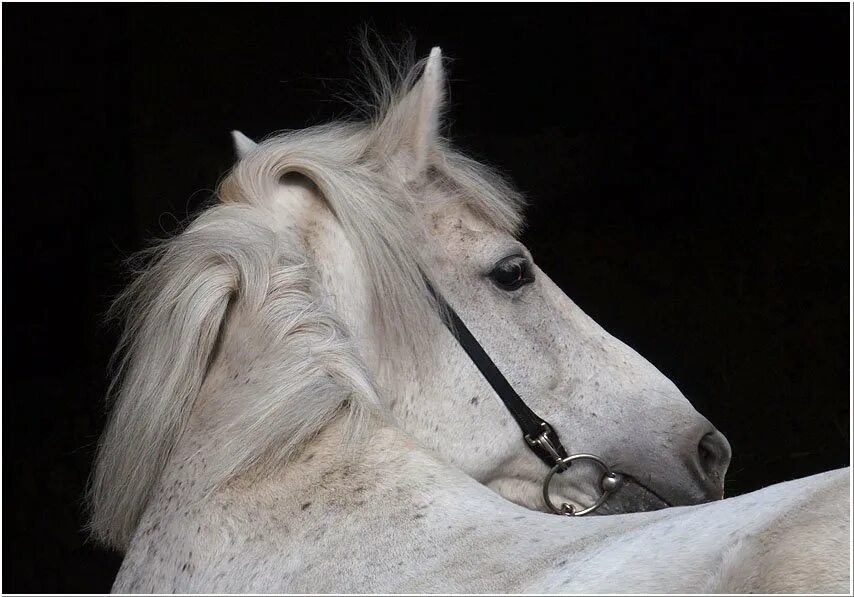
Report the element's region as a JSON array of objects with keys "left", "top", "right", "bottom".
[{"left": 542, "top": 454, "right": 623, "bottom": 516}]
